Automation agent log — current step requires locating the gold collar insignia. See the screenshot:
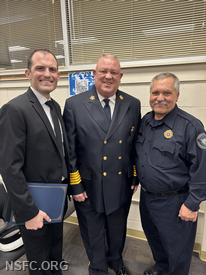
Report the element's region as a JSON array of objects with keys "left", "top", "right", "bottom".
[
  {"left": 119, "top": 95, "right": 123, "bottom": 100},
  {"left": 90, "top": 96, "right": 95, "bottom": 100}
]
